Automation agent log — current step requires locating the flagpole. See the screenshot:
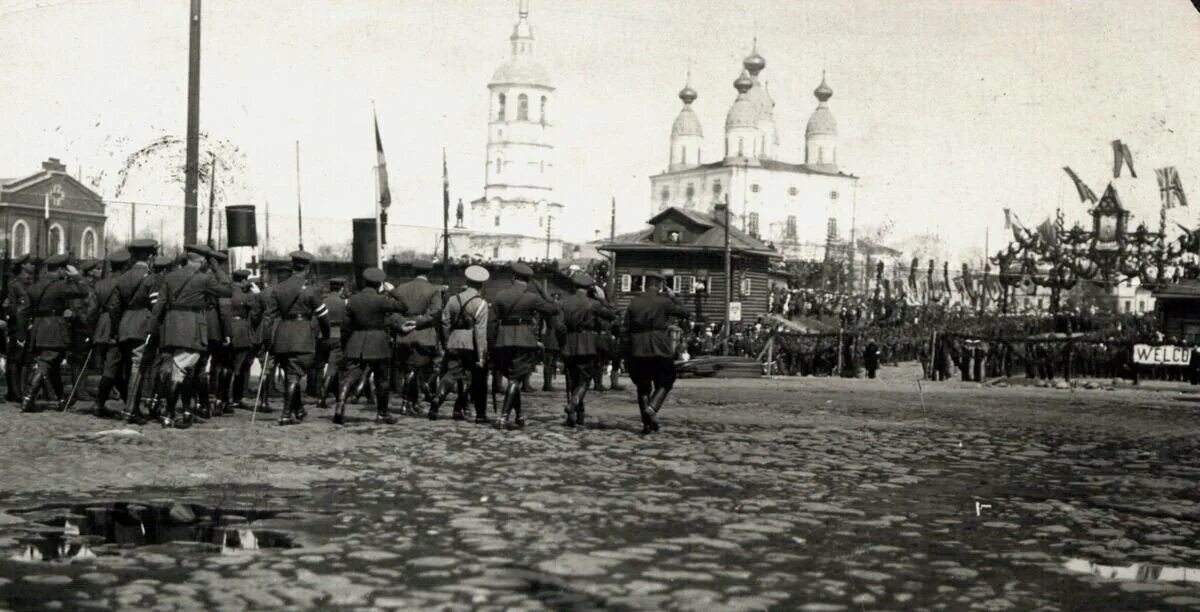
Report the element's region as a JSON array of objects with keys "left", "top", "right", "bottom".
[
  {"left": 295, "top": 141, "right": 303, "bottom": 251},
  {"left": 374, "top": 165, "right": 382, "bottom": 269},
  {"left": 442, "top": 148, "right": 450, "bottom": 284}
]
